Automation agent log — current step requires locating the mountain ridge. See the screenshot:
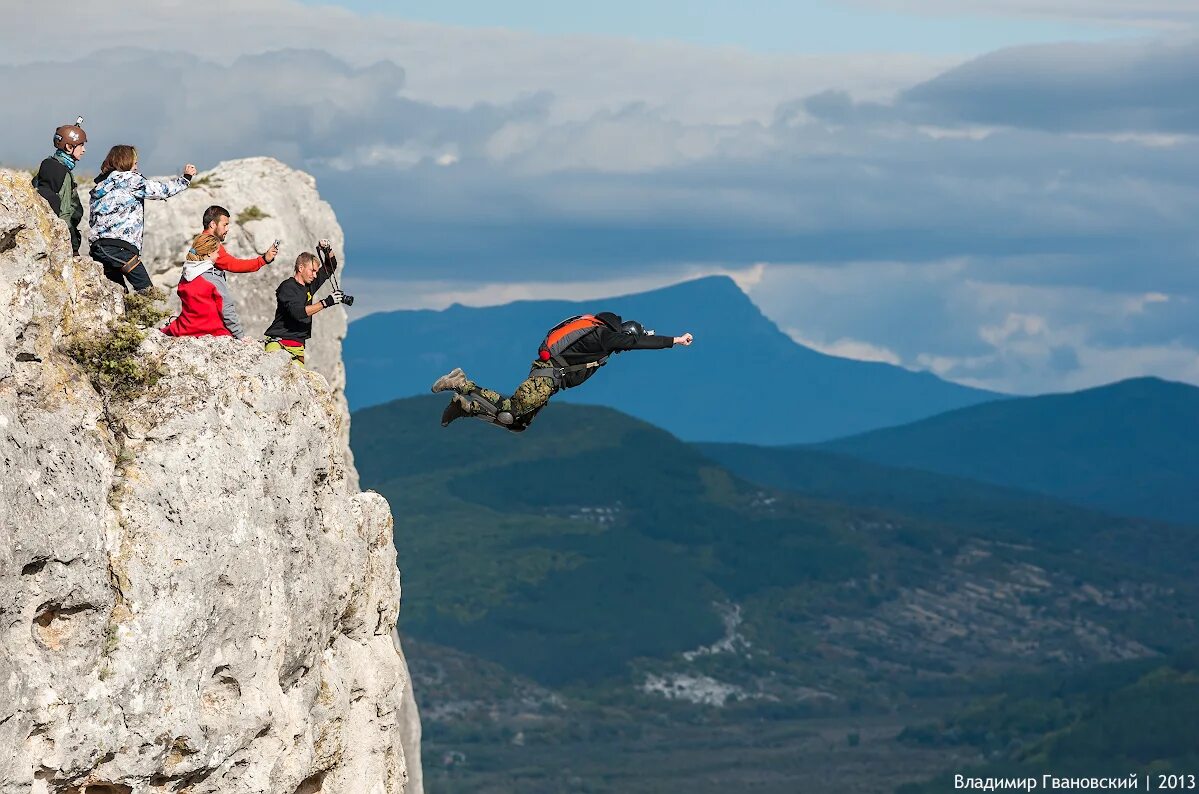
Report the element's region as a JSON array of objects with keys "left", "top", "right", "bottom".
[{"left": 816, "top": 375, "right": 1199, "bottom": 525}]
